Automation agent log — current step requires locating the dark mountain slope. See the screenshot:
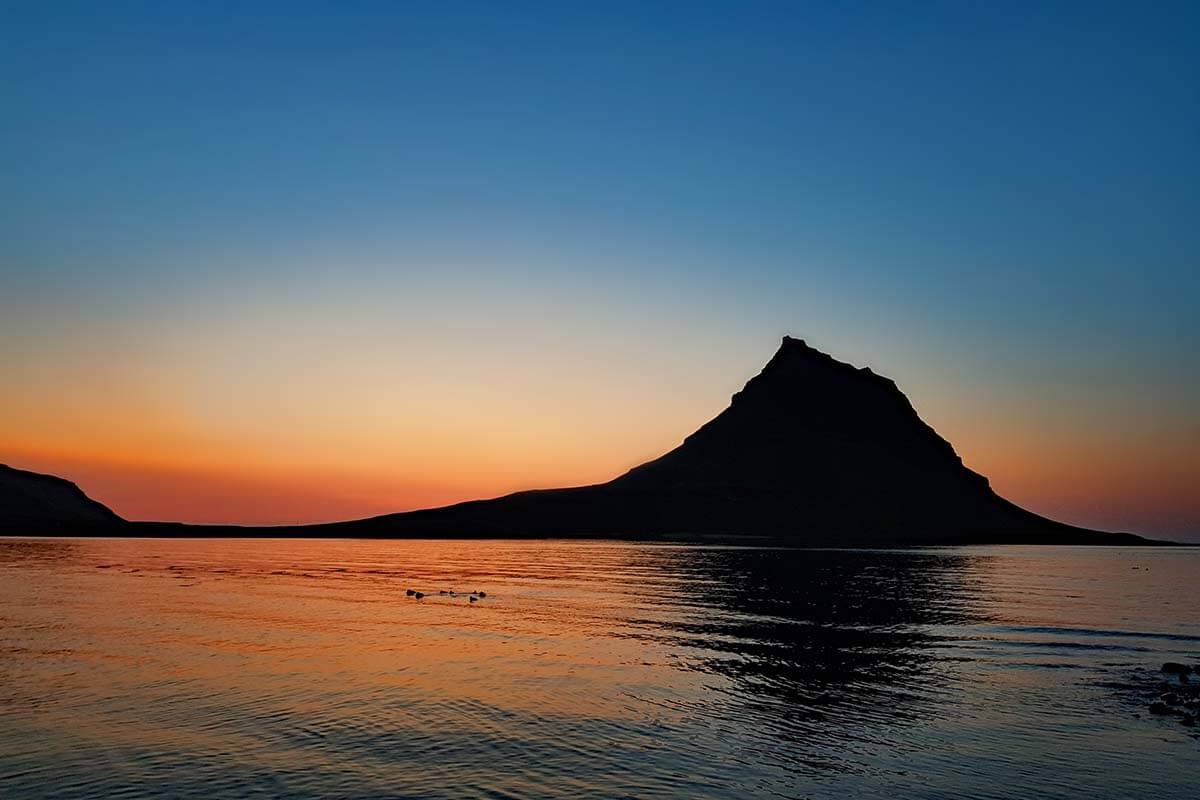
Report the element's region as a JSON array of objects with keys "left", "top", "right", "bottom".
[
  {"left": 306, "top": 337, "right": 1147, "bottom": 545},
  {"left": 0, "top": 464, "right": 125, "bottom": 534},
  {"left": 3, "top": 338, "right": 1161, "bottom": 543}
]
